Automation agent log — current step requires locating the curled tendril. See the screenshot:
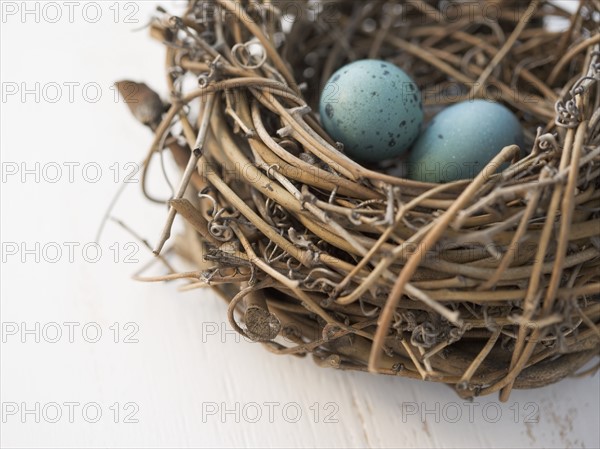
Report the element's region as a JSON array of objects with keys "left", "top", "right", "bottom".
[
  {"left": 208, "top": 207, "right": 242, "bottom": 242},
  {"left": 536, "top": 132, "right": 559, "bottom": 151},
  {"left": 198, "top": 74, "right": 211, "bottom": 88},
  {"left": 286, "top": 257, "right": 303, "bottom": 279},
  {"left": 572, "top": 76, "right": 593, "bottom": 96},
  {"left": 197, "top": 192, "right": 218, "bottom": 215},
  {"left": 301, "top": 268, "right": 341, "bottom": 294},
  {"left": 266, "top": 164, "right": 281, "bottom": 179},
  {"left": 198, "top": 55, "right": 222, "bottom": 88},
  {"left": 209, "top": 221, "right": 234, "bottom": 241},
  {"left": 555, "top": 104, "right": 581, "bottom": 128},
  {"left": 231, "top": 41, "right": 268, "bottom": 70},
  {"left": 348, "top": 210, "right": 363, "bottom": 226},
  {"left": 358, "top": 298, "right": 379, "bottom": 317},
  {"left": 411, "top": 322, "right": 439, "bottom": 348},
  {"left": 555, "top": 53, "right": 599, "bottom": 128},
  {"left": 266, "top": 199, "right": 292, "bottom": 230}
]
